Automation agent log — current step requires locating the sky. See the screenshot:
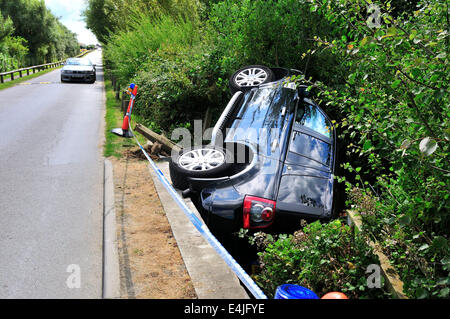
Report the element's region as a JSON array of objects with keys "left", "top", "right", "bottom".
[{"left": 44, "top": 0, "right": 99, "bottom": 45}]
